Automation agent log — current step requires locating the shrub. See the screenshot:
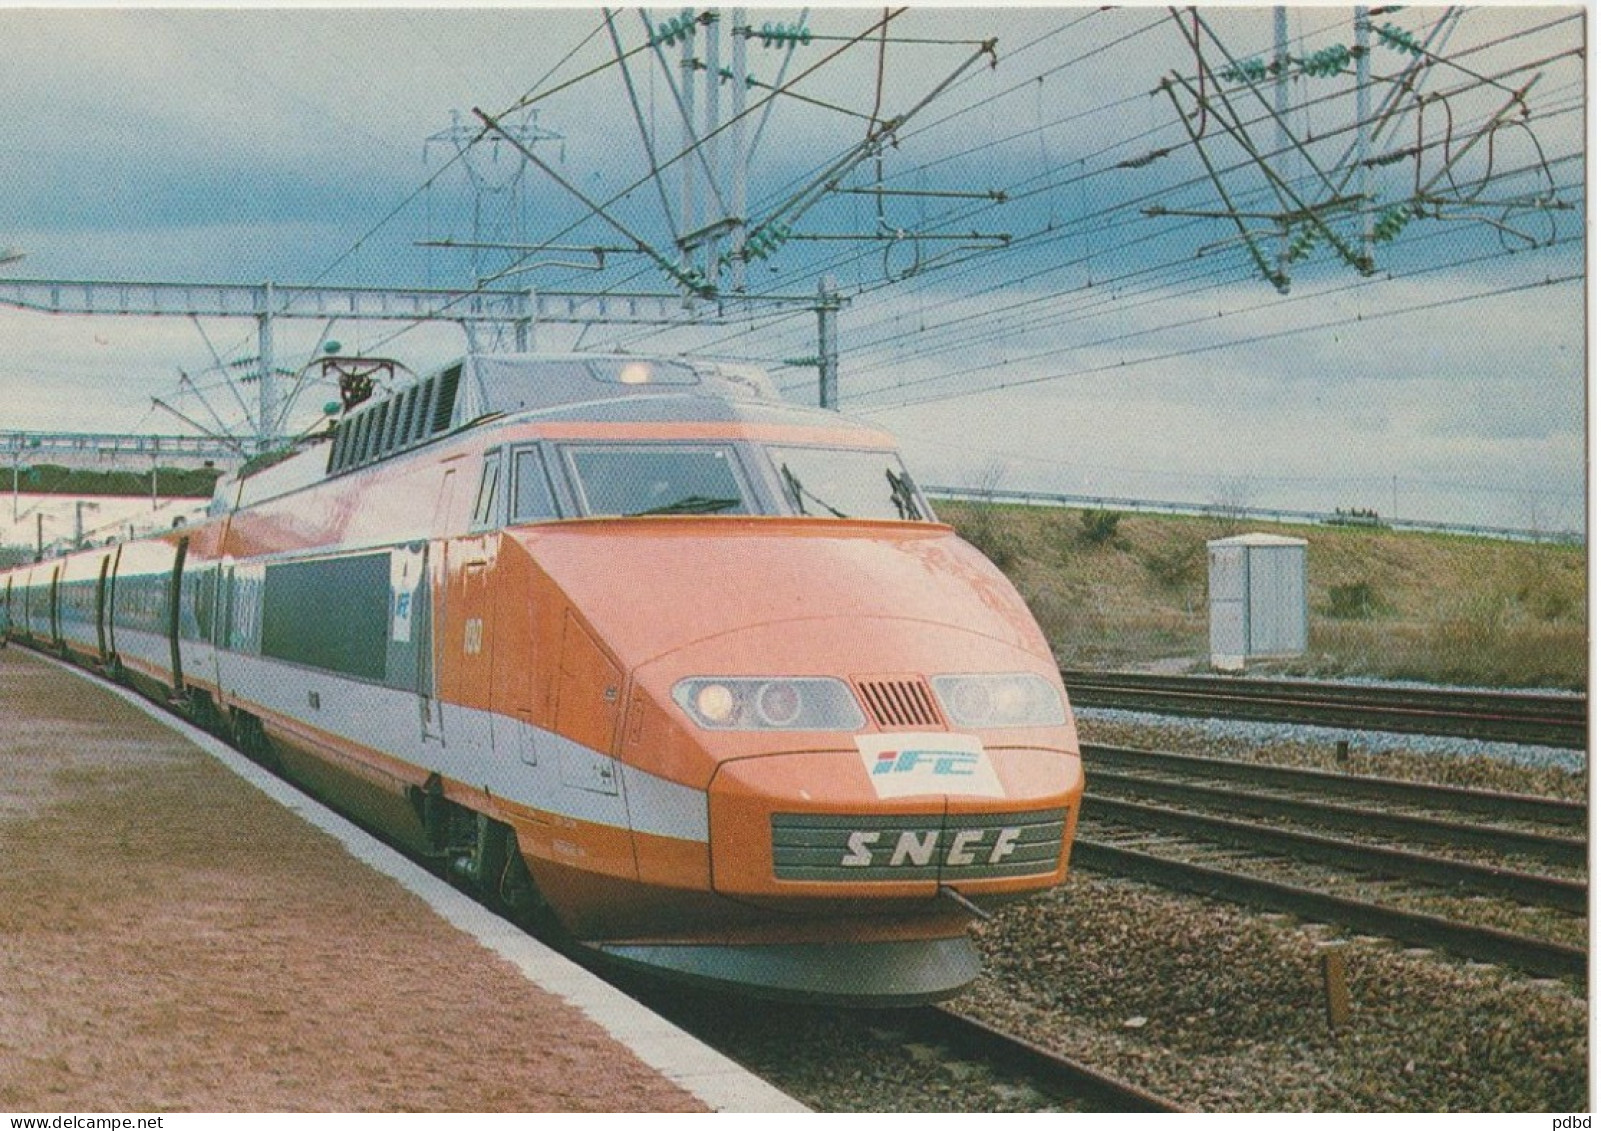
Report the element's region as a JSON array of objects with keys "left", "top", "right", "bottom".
[
  {"left": 1142, "top": 536, "right": 1204, "bottom": 592},
  {"left": 948, "top": 502, "right": 1019, "bottom": 571},
  {"left": 963, "top": 522, "right": 1018, "bottom": 570},
  {"left": 1504, "top": 549, "right": 1582, "bottom": 622},
  {"left": 1325, "top": 581, "right": 1380, "bottom": 620},
  {"left": 1077, "top": 509, "right": 1124, "bottom": 548}
]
